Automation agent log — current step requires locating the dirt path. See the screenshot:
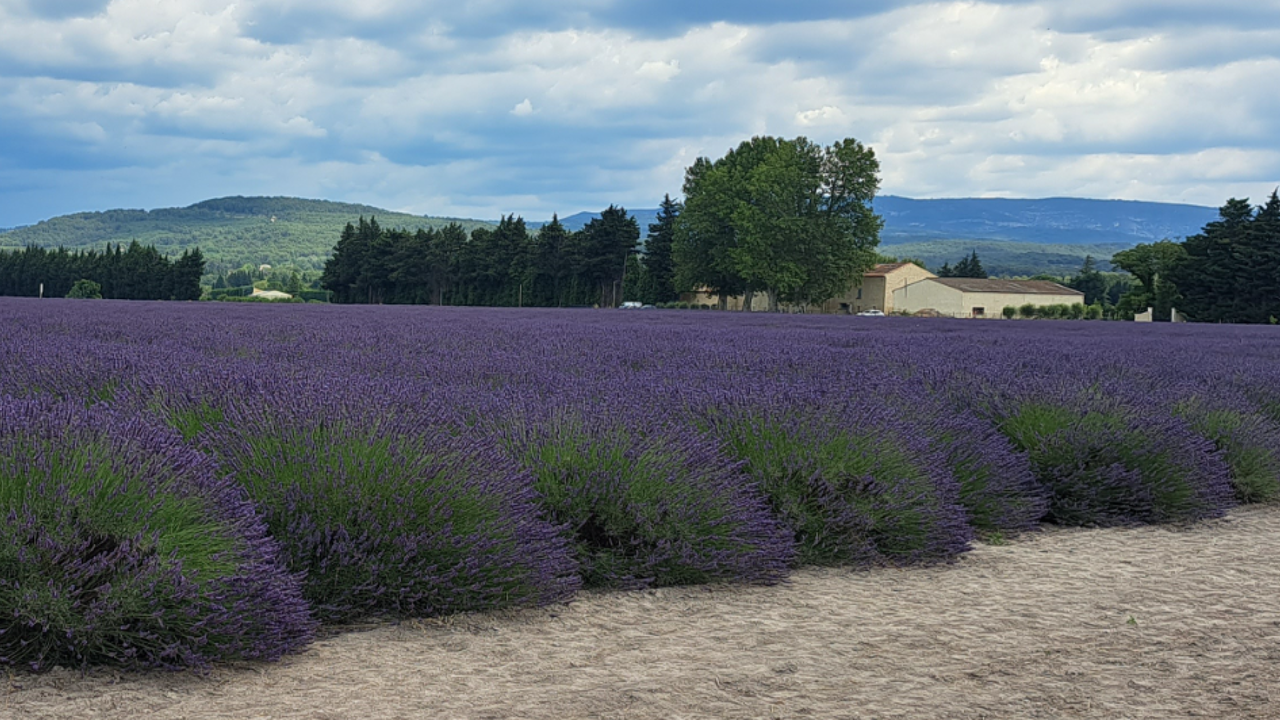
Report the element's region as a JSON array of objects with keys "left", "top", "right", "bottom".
[{"left": 7, "top": 506, "right": 1280, "bottom": 719}]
